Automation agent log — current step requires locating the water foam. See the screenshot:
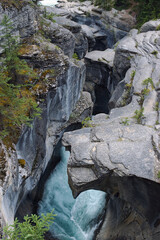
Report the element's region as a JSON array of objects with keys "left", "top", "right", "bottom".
[{"left": 38, "top": 147, "right": 106, "bottom": 240}]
